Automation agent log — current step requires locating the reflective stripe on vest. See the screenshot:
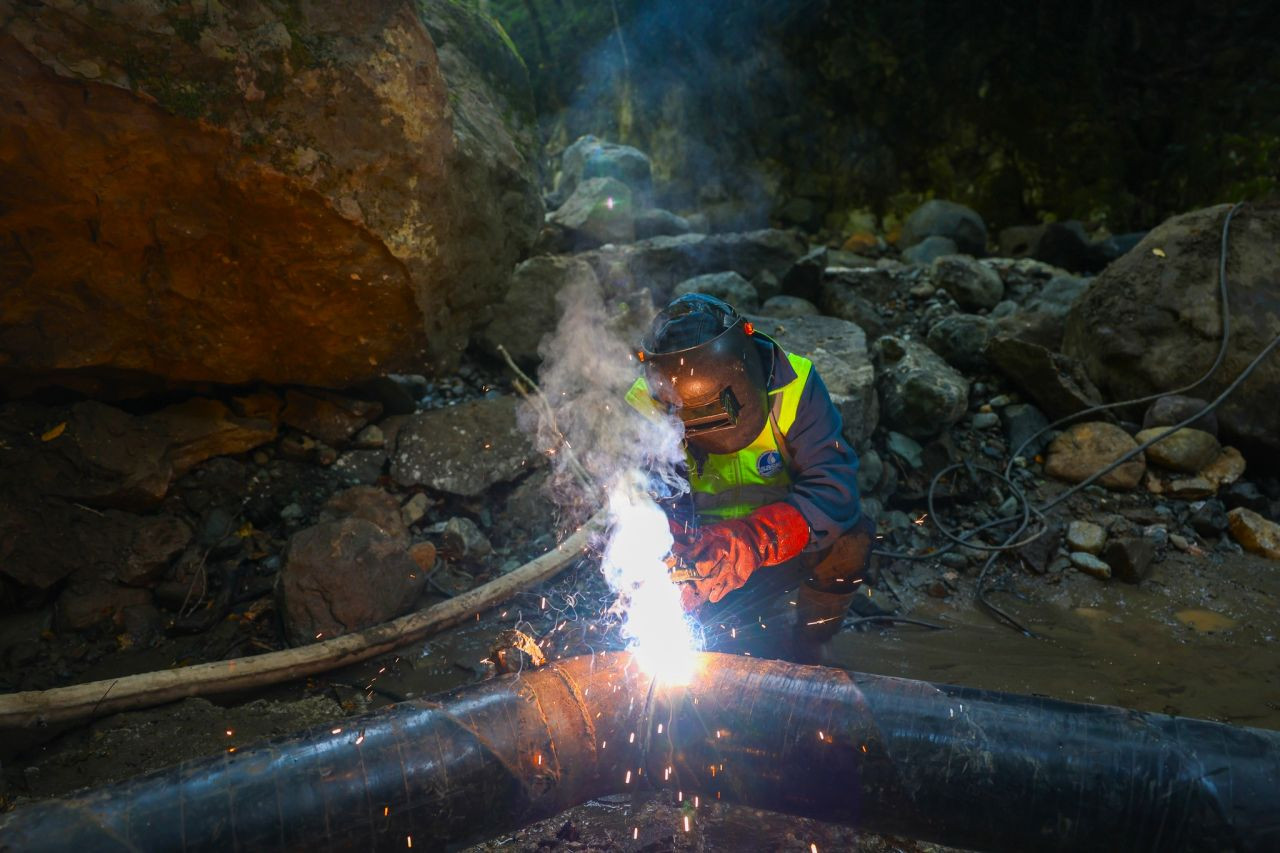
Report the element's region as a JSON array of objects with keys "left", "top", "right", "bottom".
[{"left": 626, "top": 351, "right": 814, "bottom": 521}]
